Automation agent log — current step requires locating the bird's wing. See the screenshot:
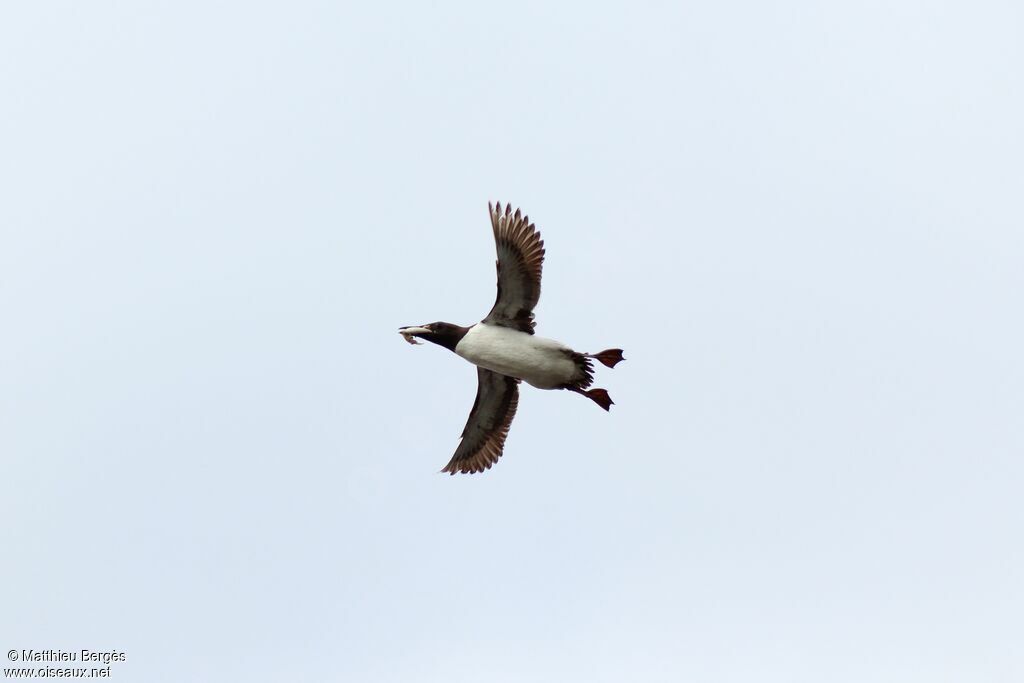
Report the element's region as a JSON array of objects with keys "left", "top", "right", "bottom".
[
  {"left": 481, "top": 202, "right": 546, "bottom": 335},
  {"left": 442, "top": 367, "right": 520, "bottom": 475}
]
